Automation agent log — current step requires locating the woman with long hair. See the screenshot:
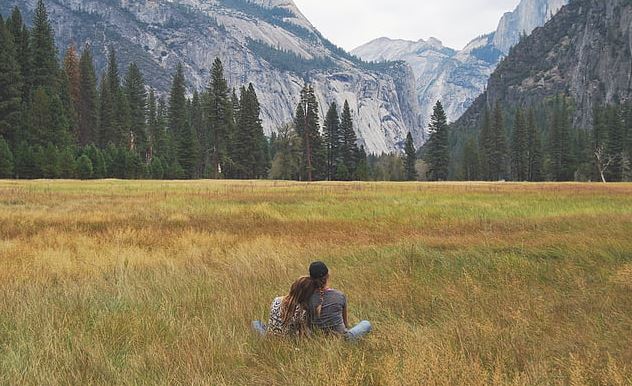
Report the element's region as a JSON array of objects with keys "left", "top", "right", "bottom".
[
  {"left": 252, "top": 276, "right": 314, "bottom": 337},
  {"left": 306, "top": 261, "right": 372, "bottom": 341}
]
